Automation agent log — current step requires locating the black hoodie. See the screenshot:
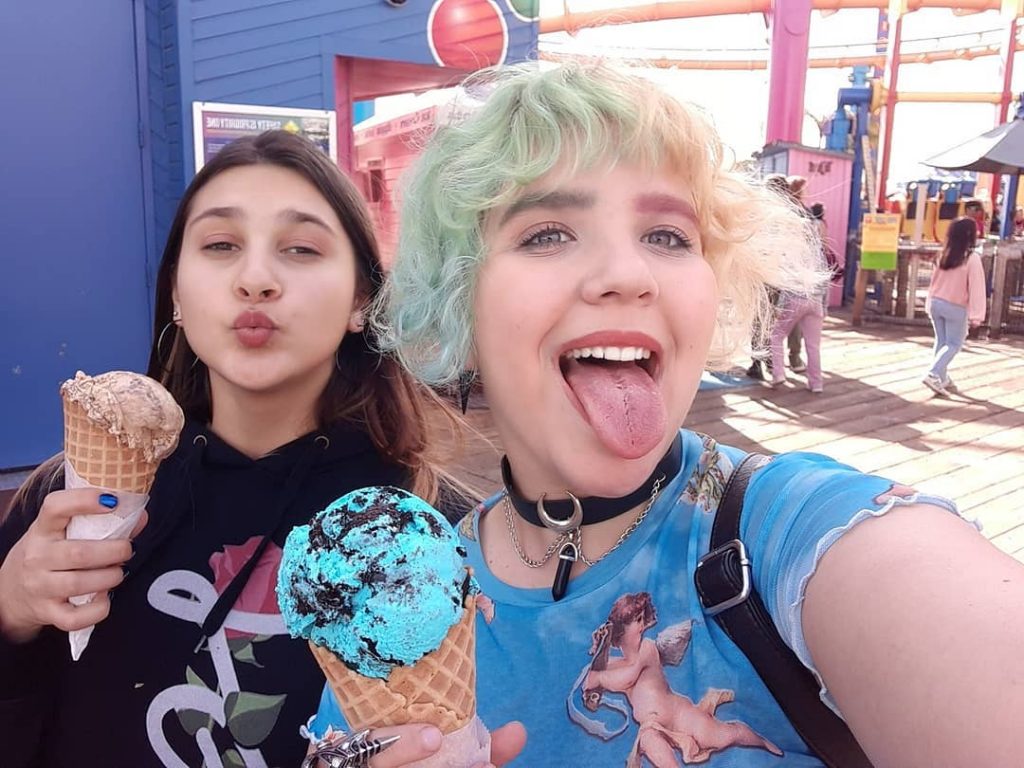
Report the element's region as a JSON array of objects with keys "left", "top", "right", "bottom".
[{"left": 0, "top": 419, "right": 408, "bottom": 768}]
